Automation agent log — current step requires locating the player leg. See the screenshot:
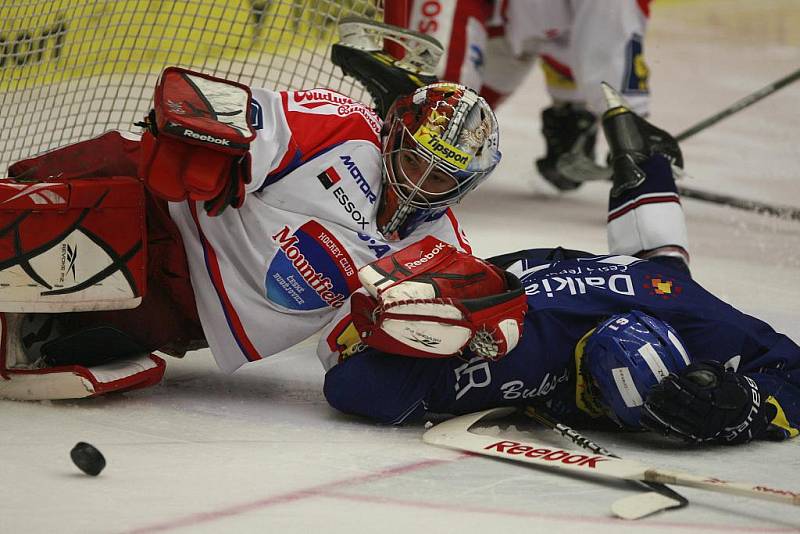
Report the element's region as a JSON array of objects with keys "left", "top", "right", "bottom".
[
  {"left": 393, "top": 0, "right": 494, "bottom": 88},
  {"left": 1, "top": 134, "right": 204, "bottom": 400},
  {"left": 534, "top": 0, "right": 651, "bottom": 191},
  {"left": 600, "top": 85, "right": 689, "bottom": 272},
  {"left": 533, "top": 39, "right": 598, "bottom": 192}
]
